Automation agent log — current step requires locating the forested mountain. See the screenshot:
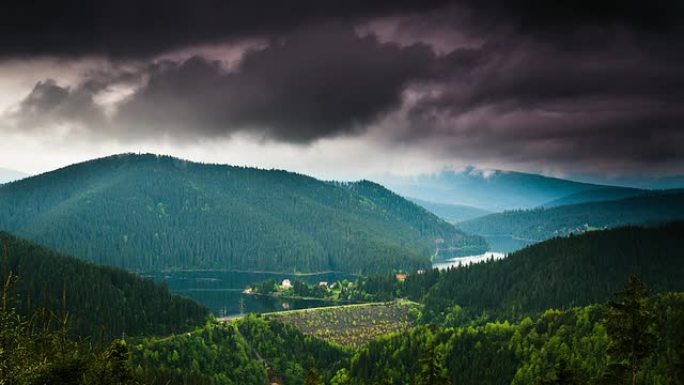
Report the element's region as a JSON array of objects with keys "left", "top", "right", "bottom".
[
  {"left": 133, "top": 315, "right": 349, "bottom": 385},
  {"left": 345, "top": 293, "right": 684, "bottom": 385},
  {"left": 373, "top": 167, "right": 635, "bottom": 211},
  {"left": 0, "top": 231, "right": 208, "bottom": 339},
  {"left": 409, "top": 198, "right": 490, "bottom": 223},
  {"left": 130, "top": 291, "right": 684, "bottom": 385},
  {"left": 421, "top": 223, "right": 684, "bottom": 320},
  {"left": 456, "top": 191, "right": 684, "bottom": 241},
  {"left": 0, "top": 154, "right": 483, "bottom": 274},
  {"left": 344, "top": 181, "right": 487, "bottom": 258}
]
